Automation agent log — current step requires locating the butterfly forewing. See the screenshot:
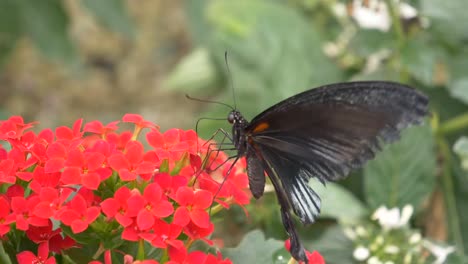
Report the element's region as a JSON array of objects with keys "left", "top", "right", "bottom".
[{"left": 245, "top": 82, "right": 428, "bottom": 188}]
